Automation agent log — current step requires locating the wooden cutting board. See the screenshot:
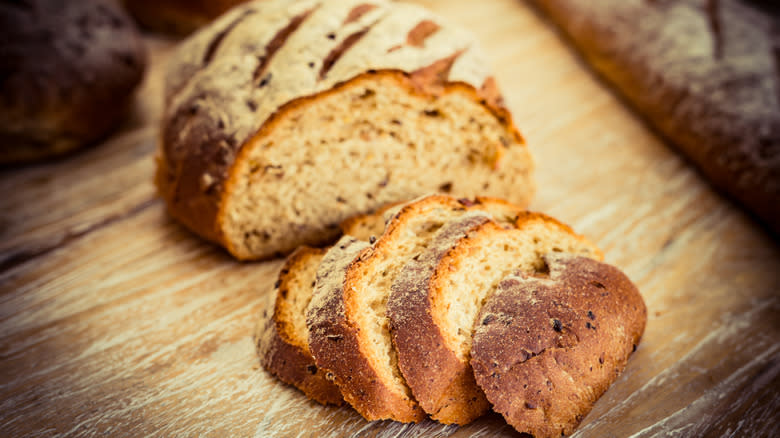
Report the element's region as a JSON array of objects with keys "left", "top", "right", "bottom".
[{"left": 1, "top": 0, "right": 778, "bottom": 436}]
